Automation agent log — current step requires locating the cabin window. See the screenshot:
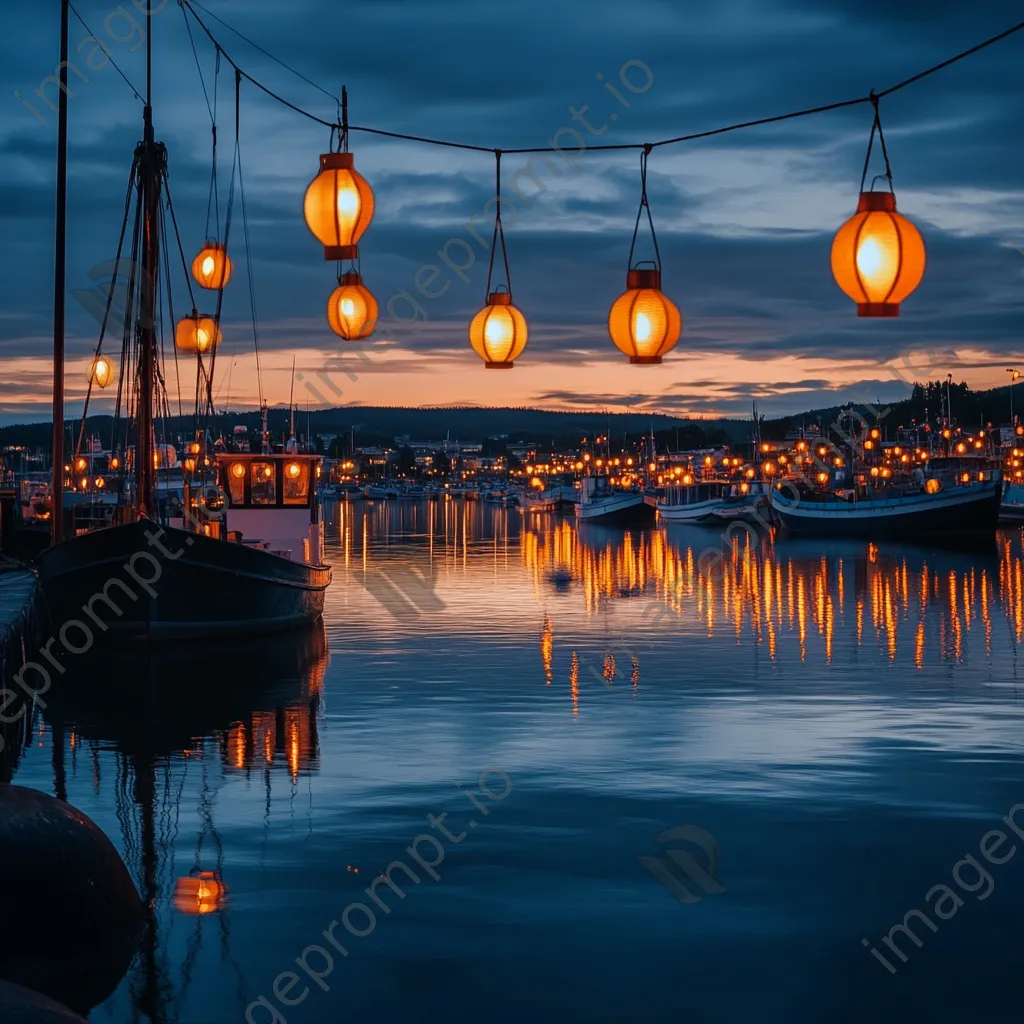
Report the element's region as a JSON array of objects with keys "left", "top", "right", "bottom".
[
  {"left": 283, "top": 461, "right": 310, "bottom": 505},
  {"left": 251, "top": 462, "right": 276, "bottom": 505},
  {"left": 227, "top": 462, "right": 245, "bottom": 504}
]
